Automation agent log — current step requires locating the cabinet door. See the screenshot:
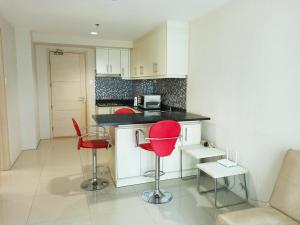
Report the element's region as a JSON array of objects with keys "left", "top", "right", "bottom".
[
  {"left": 133, "top": 40, "right": 143, "bottom": 77},
  {"left": 162, "top": 138, "right": 181, "bottom": 173},
  {"left": 97, "top": 106, "right": 111, "bottom": 114},
  {"left": 120, "top": 49, "right": 130, "bottom": 78},
  {"left": 151, "top": 25, "right": 166, "bottom": 76},
  {"left": 96, "top": 48, "right": 109, "bottom": 74},
  {"left": 108, "top": 49, "right": 121, "bottom": 74},
  {"left": 115, "top": 127, "right": 141, "bottom": 179},
  {"left": 139, "top": 126, "right": 155, "bottom": 175},
  {"left": 130, "top": 49, "right": 137, "bottom": 77},
  {"left": 181, "top": 122, "right": 201, "bottom": 169}
]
